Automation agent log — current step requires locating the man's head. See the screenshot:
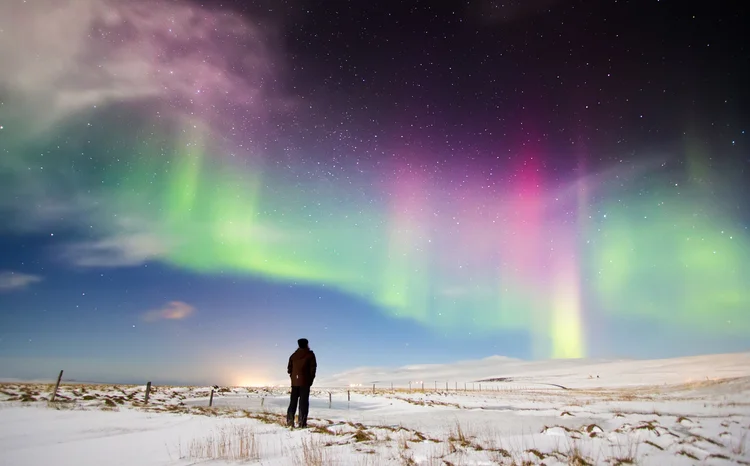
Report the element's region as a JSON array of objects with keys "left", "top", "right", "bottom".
[{"left": 298, "top": 338, "right": 309, "bottom": 349}]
